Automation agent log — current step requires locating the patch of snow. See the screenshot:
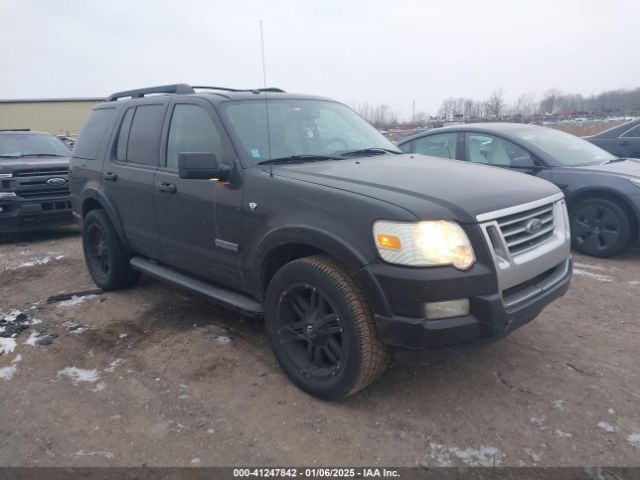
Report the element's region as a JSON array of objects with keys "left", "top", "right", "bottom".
[
  {"left": 216, "top": 335, "right": 231, "bottom": 345},
  {"left": 529, "top": 416, "right": 546, "bottom": 428},
  {"left": 450, "top": 446, "right": 504, "bottom": 467},
  {"left": 0, "top": 337, "right": 16, "bottom": 355},
  {"left": 573, "top": 262, "right": 608, "bottom": 272},
  {"left": 0, "top": 354, "right": 21, "bottom": 380},
  {"left": 0, "top": 337, "right": 17, "bottom": 355},
  {"left": 598, "top": 421, "right": 617, "bottom": 433},
  {"left": 71, "top": 450, "right": 114, "bottom": 459},
  {"left": 573, "top": 268, "right": 613, "bottom": 283},
  {"left": 104, "top": 358, "right": 124, "bottom": 373},
  {"left": 608, "top": 408, "right": 615, "bottom": 415},
  {"left": 119, "top": 333, "right": 128, "bottom": 338},
  {"left": 91, "top": 382, "right": 106, "bottom": 392},
  {"left": 628, "top": 280, "right": 640, "bottom": 286},
  {"left": 24, "top": 331, "right": 41, "bottom": 346},
  {"left": 191, "top": 458, "right": 201, "bottom": 464},
  {"left": 178, "top": 394, "right": 190, "bottom": 400},
  {"left": 207, "top": 428, "right": 215, "bottom": 434},
  {"left": 551, "top": 400, "right": 566, "bottom": 411},
  {"left": 554, "top": 430, "right": 572, "bottom": 439},
  {"left": 57, "top": 367, "right": 101, "bottom": 385},
  {"left": 17, "top": 256, "right": 53, "bottom": 268},
  {"left": 57, "top": 295, "right": 97, "bottom": 308},
  {"left": 628, "top": 433, "right": 640, "bottom": 448},
  {"left": 30, "top": 318, "right": 42, "bottom": 325}
]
